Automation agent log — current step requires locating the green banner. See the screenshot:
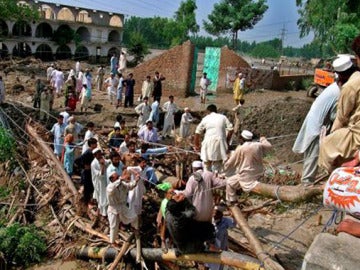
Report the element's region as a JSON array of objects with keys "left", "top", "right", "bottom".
[{"left": 203, "top": 47, "right": 221, "bottom": 91}]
